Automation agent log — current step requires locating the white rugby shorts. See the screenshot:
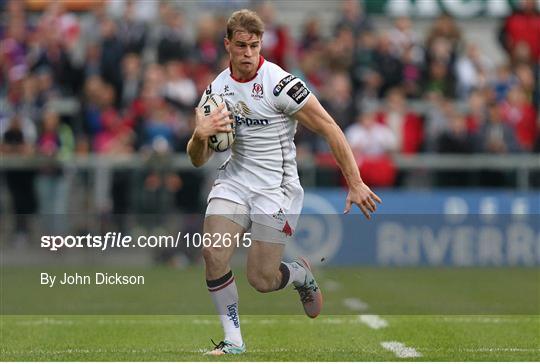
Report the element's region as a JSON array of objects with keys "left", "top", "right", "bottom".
[{"left": 205, "top": 180, "right": 304, "bottom": 244}]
